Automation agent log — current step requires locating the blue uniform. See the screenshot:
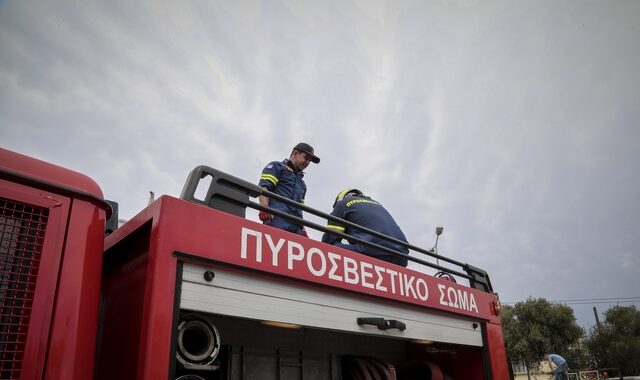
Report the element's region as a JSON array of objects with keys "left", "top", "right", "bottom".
[
  {"left": 322, "top": 194, "right": 409, "bottom": 266},
  {"left": 259, "top": 159, "right": 307, "bottom": 234}
]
